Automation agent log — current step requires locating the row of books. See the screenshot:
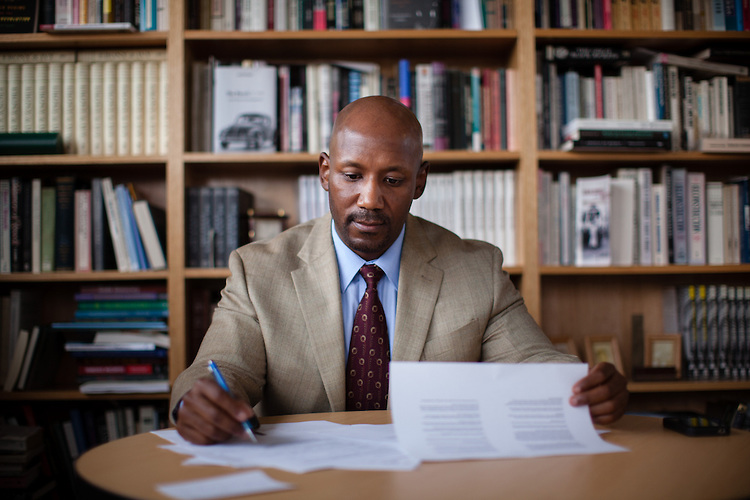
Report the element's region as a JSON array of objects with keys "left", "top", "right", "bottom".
[
  {"left": 538, "top": 167, "right": 750, "bottom": 267},
  {"left": 0, "top": 176, "right": 166, "bottom": 274},
  {"left": 3, "top": 286, "right": 170, "bottom": 394},
  {"left": 193, "top": 58, "right": 516, "bottom": 155},
  {"left": 187, "top": 0, "right": 514, "bottom": 31},
  {"left": 536, "top": 45, "right": 750, "bottom": 151},
  {"left": 536, "top": 0, "right": 750, "bottom": 31},
  {"left": 674, "top": 284, "right": 750, "bottom": 381},
  {"left": 0, "top": 425, "right": 55, "bottom": 497},
  {"left": 298, "top": 169, "right": 519, "bottom": 265},
  {"left": 0, "top": 49, "right": 169, "bottom": 157},
  {"left": 48, "top": 0, "right": 169, "bottom": 32},
  {"left": 186, "top": 186, "right": 255, "bottom": 268}
]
